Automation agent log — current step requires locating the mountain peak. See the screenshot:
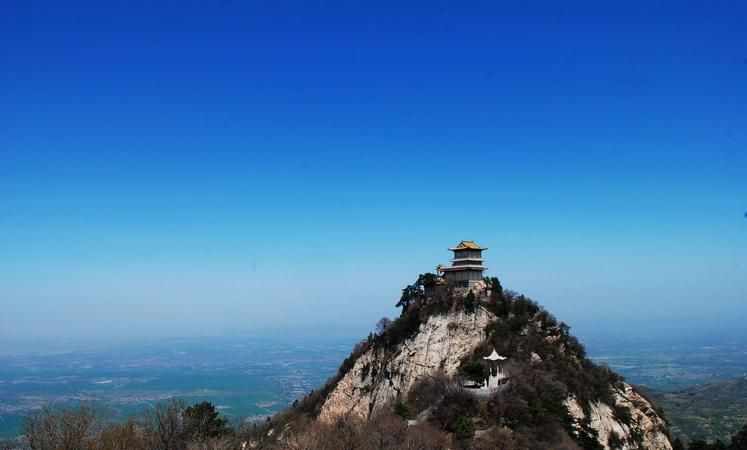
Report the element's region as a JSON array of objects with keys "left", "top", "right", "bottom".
[{"left": 298, "top": 276, "right": 673, "bottom": 450}]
